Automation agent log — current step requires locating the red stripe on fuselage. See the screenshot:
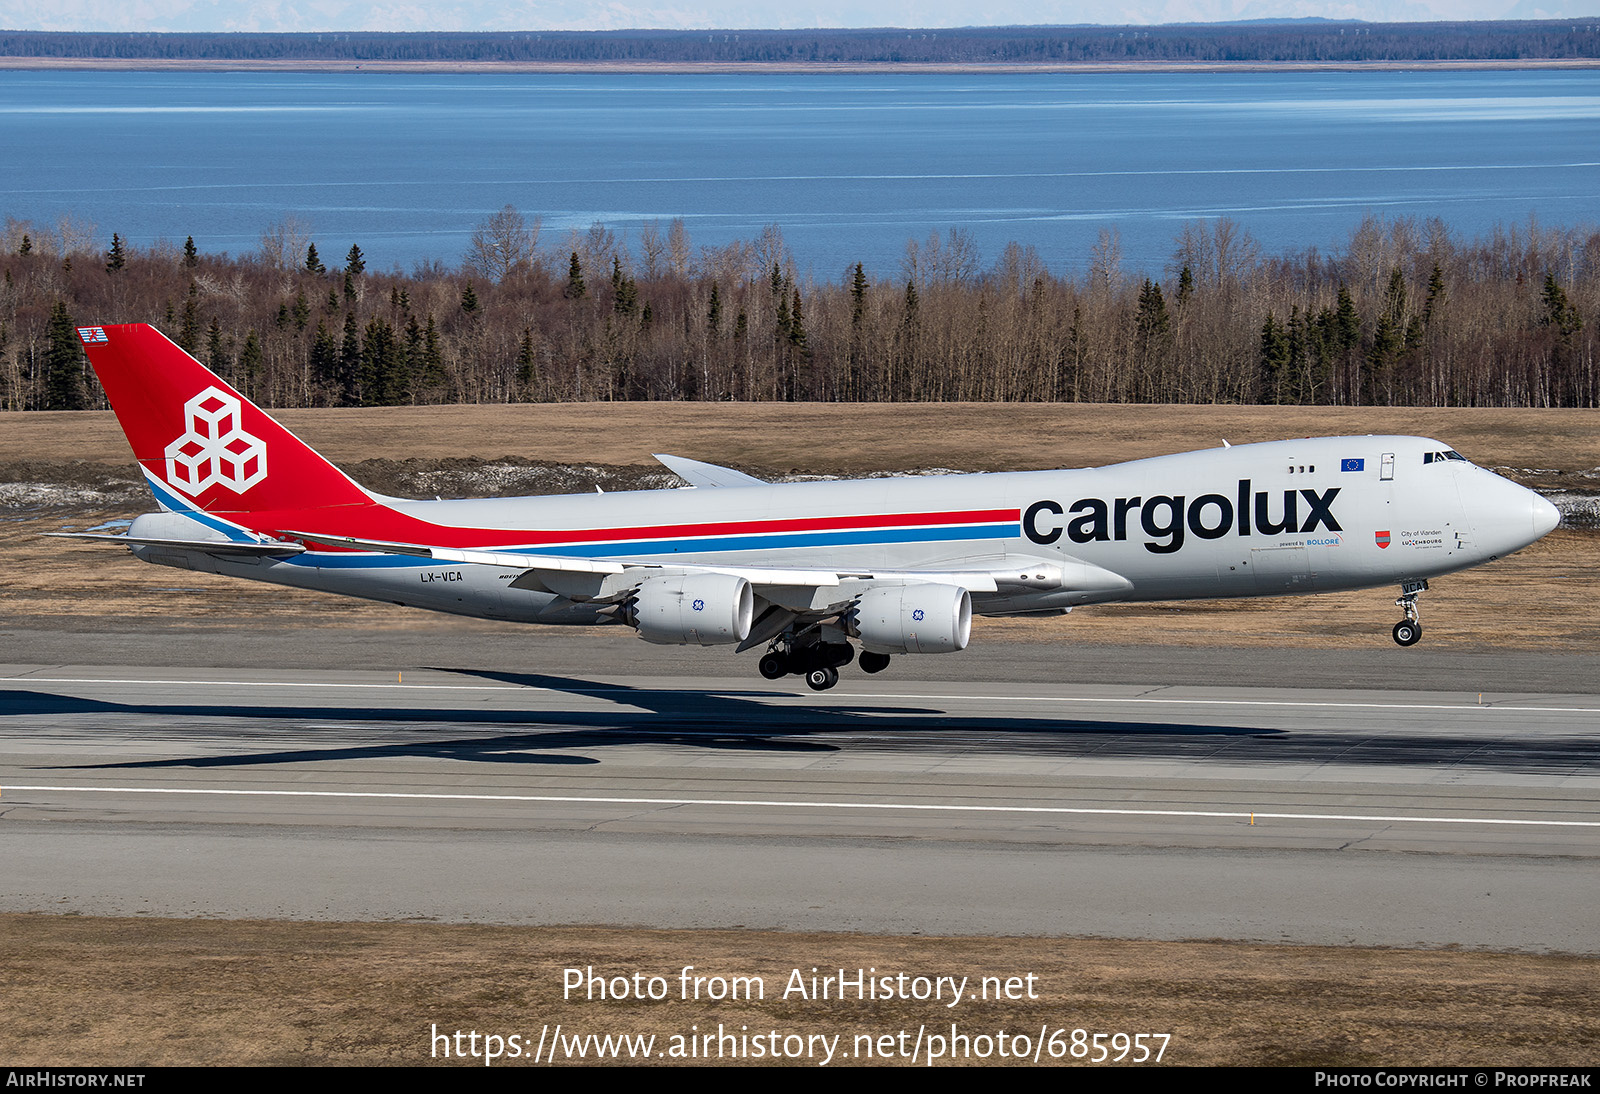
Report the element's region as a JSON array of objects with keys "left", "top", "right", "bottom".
[{"left": 224, "top": 502, "right": 1023, "bottom": 551}]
